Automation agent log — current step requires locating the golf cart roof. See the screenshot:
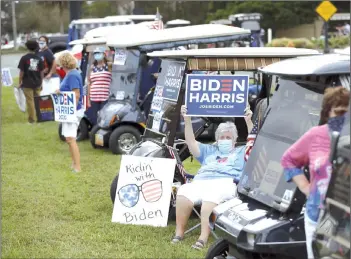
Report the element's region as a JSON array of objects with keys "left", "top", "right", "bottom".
[
  {"left": 71, "top": 17, "right": 133, "bottom": 25},
  {"left": 106, "top": 24, "right": 250, "bottom": 49},
  {"left": 229, "top": 13, "right": 262, "bottom": 21},
  {"left": 209, "top": 19, "right": 232, "bottom": 25},
  {"left": 148, "top": 47, "right": 320, "bottom": 58},
  {"left": 105, "top": 15, "right": 159, "bottom": 21},
  {"left": 166, "top": 19, "right": 191, "bottom": 25},
  {"left": 259, "top": 54, "right": 350, "bottom": 76},
  {"left": 330, "top": 13, "right": 350, "bottom": 21},
  {"left": 148, "top": 47, "right": 320, "bottom": 71},
  {"left": 334, "top": 46, "right": 350, "bottom": 55},
  {"left": 68, "top": 24, "right": 153, "bottom": 46}
]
